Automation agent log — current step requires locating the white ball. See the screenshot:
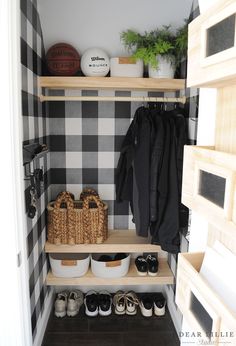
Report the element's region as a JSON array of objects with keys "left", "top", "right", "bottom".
[{"left": 81, "top": 48, "right": 110, "bottom": 77}]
